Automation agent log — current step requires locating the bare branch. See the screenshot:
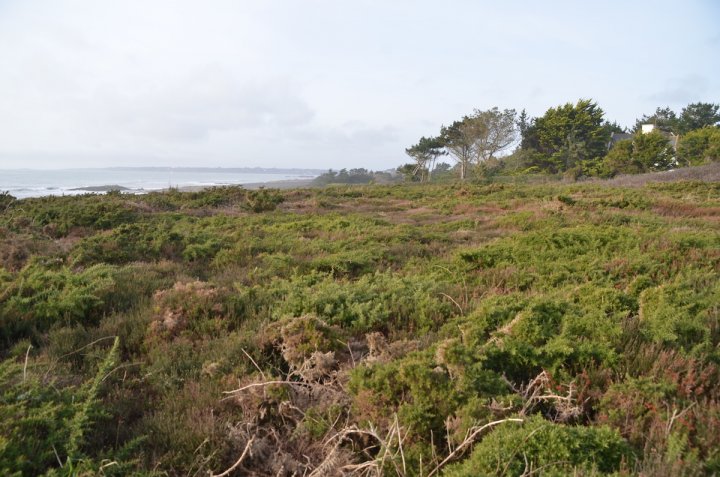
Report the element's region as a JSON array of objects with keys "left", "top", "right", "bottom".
[
  {"left": 427, "top": 418, "right": 524, "bottom": 477},
  {"left": 241, "top": 348, "right": 267, "bottom": 380},
  {"left": 210, "top": 435, "right": 256, "bottom": 477}
]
